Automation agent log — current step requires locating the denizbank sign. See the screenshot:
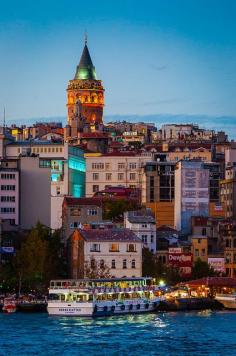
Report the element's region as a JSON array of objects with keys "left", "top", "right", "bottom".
[{"left": 168, "top": 251, "right": 193, "bottom": 277}]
